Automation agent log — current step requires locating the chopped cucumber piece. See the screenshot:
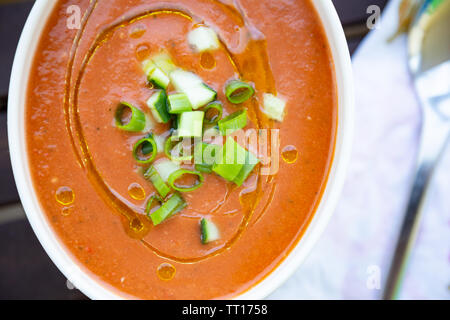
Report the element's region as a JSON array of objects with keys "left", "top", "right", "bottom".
[
  {"left": 201, "top": 218, "right": 220, "bottom": 244},
  {"left": 170, "top": 70, "right": 217, "bottom": 109},
  {"left": 177, "top": 111, "right": 205, "bottom": 138},
  {"left": 142, "top": 59, "right": 156, "bottom": 77},
  {"left": 170, "top": 69, "right": 203, "bottom": 91},
  {"left": 263, "top": 93, "right": 286, "bottom": 122},
  {"left": 142, "top": 52, "right": 176, "bottom": 76},
  {"left": 152, "top": 52, "right": 177, "bottom": 74},
  {"left": 168, "top": 93, "right": 192, "bottom": 114},
  {"left": 188, "top": 26, "right": 220, "bottom": 52},
  {"left": 149, "top": 67, "right": 170, "bottom": 89},
  {"left": 146, "top": 90, "right": 170, "bottom": 124},
  {"left": 186, "top": 84, "right": 217, "bottom": 110}
]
